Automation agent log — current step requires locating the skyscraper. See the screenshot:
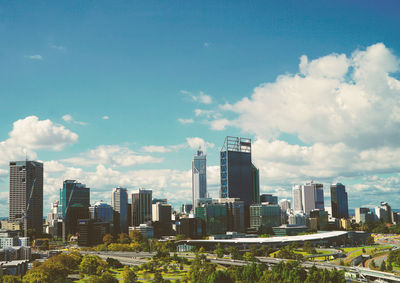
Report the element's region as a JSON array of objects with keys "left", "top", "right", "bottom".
[
  {"left": 111, "top": 187, "right": 128, "bottom": 233},
  {"left": 89, "top": 201, "right": 114, "bottom": 224},
  {"left": 60, "top": 180, "right": 90, "bottom": 235},
  {"left": 9, "top": 161, "right": 43, "bottom": 235},
  {"left": 292, "top": 182, "right": 324, "bottom": 215},
  {"left": 131, "top": 189, "right": 152, "bottom": 226},
  {"left": 220, "top": 136, "right": 258, "bottom": 205},
  {"left": 330, "top": 183, "right": 349, "bottom": 219},
  {"left": 292, "top": 185, "right": 303, "bottom": 212},
  {"left": 192, "top": 149, "right": 207, "bottom": 210}
]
